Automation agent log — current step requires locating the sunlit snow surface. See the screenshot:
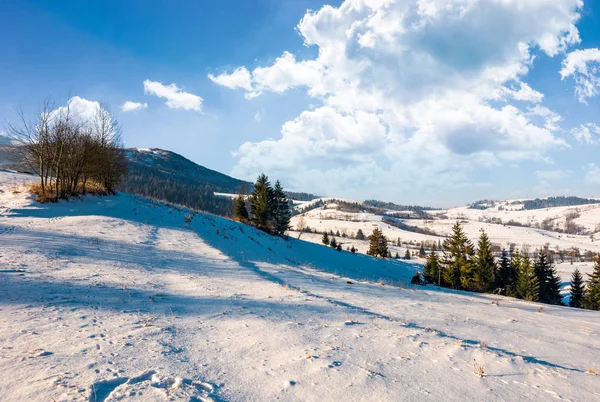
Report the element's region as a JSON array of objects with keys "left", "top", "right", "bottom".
[{"left": 1, "top": 171, "right": 599, "bottom": 401}]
